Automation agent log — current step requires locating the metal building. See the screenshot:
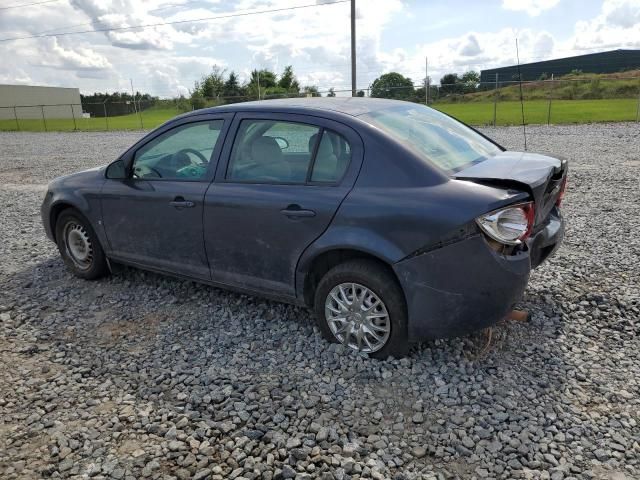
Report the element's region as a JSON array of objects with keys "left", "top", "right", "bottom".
[
  {"left": 0, "top": 84, "right": 82, "bottom": 120},
  {"left": 480, "top": 49, "right": 640, "bottom": 84}
]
